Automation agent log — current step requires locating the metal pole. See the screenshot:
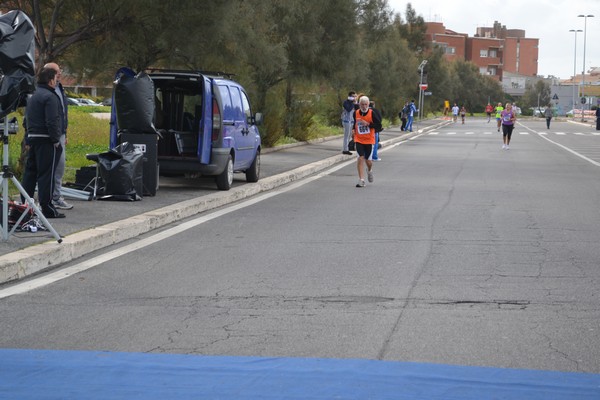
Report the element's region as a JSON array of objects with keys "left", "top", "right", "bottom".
[
  {"left": 578, "top": 14, "right": 594, "bottom": 121},
  {"left": 569, "top": 29, "right": 581, "bottom": 119},
  {"left": 417, "top": 77, "right": 423, "bottom": 121},
  {"left": 421, "top": 90, "right": 425, "bottom": 121},
  {"left": 418, "top": 60, "right": 427, "bottom": 121}
]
